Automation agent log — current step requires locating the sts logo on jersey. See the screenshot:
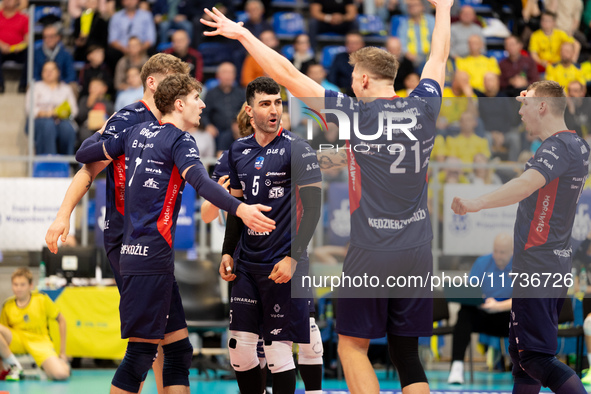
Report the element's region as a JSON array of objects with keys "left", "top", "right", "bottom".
[
  {"left": 269, "top": 187, "right": 284, "bottom": 199},
  {"left": 255, "top": 157, "right": 264, "bottom": 170}
]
